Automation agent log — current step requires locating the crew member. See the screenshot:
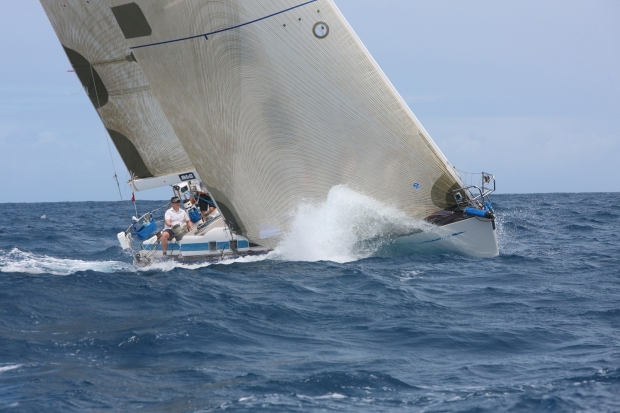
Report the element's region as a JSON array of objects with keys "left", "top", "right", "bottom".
[
  {"left": 161, "top": 196, "right": 193, "bottom": 255},
  {"left": 191, "top": 183, "right": 216, "bottom": 219}
]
